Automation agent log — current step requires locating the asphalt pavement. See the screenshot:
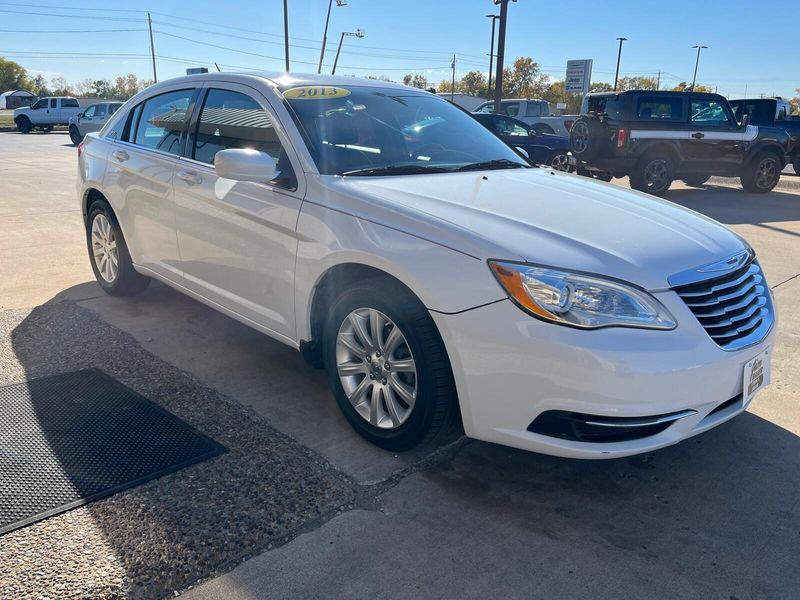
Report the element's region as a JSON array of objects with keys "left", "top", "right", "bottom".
[{"left": 1, "top": 130, "right": 799, "bottom": 599}]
